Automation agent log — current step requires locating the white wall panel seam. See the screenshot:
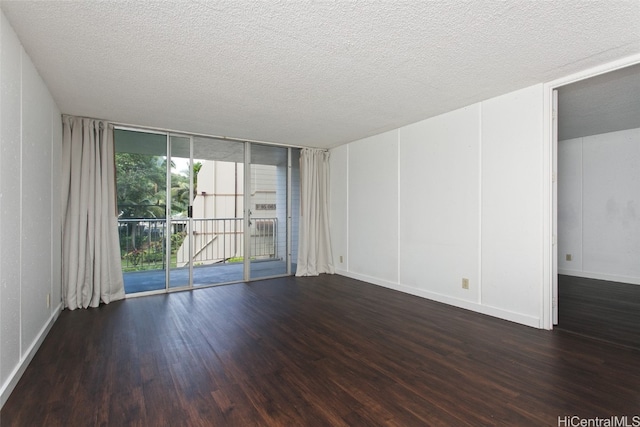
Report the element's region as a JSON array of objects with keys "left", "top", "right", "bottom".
[
  {"left": 542, "top": 83, "right": 553, "bottom": 329},
  {"left": 50, "top": 104, "right": 53, "bottom": 315},
  {"left": 478, "top": 102, "right": 483, "bottom": 305},
  {"left": 538, "top": 88, "right": 545, "bottom": 328},
  {"left": 18, "top": 46, "right": 23, "bottom": 357},
  {"left": 579, "top": 137, "right": 584, "bottom": 272},
  {"left": 346, "top": 144, "right": 349, "bottom": 273},
  {"left": 397, "top": 128, "right": 401, "bottom": 285},
  {"left": 0, "top": 9, "right": 3, "bottom": 380}
]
